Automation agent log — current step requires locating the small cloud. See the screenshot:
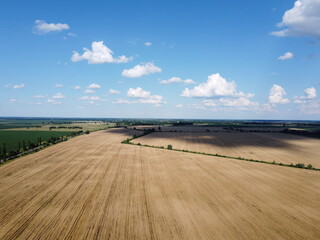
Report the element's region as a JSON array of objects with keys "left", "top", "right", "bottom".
[
  {"left": 203, "top": 98, "right": 258, "bottom": 107},
  {"left": 160, "top": 77, "right": 196, "bottom": 85},
  {"left": 68, "top": 32, "right": 76, "bottom": 37},
  {"left": 73, "top": 86, "right": 81, "bottom": 90},
  {"left": 13, "top": 84, "right": 25, "bottom": 89},
  {"left": 109, "top": 89, "right": 121, "bottom": 95},
  {"left": 304, "top": 87, "right": 317, "bottom": 99},
  {"left": 122, "top": 62, "right": 162, "bottom": 78},
  {"left": 80, "top": 96, "right": 101, "bottom": 101},
  {"left": 84, "top": 89, "right": 95, "bottom": 94},
  {"left": 127, "top": 87, "right": 151, "bottom": 98},
  {"left": 55, "top": 83, "right": 63, "bottom": 88},
  {"left": 127, "top": 87, "right": 164, "bottom": 104},
  {"left": 262, "top": 103, "right": 275, "bottom": 112},
  {"left": 9, "top": 98, "right": 17, "bottom": 103},
  {"left": 294, "top": 87, "right": 317, "bottom": 103},
  {"left": 87, "top": 83, "right": 101, "bottom": 89},
  {"left": 33, "top": 20, "right": 70, "bottom": 34},
  {"left": 71, "top": 41, "right": 131, "bottom": 64},
  {"left": 52, "top": 93, "right": 65, "bottom": 99},
  {"left": 144, "top": 42, "right": 152, "bottom": 47},
  {"left": 296, "top": 99, "right": 320, "bottom": 114},
  {"left": 278, "top": 52, "right": 294, "bottom": 60},
  {"left": 268, "top": 84, "right": 289, "bottom": 104},
  {"left": 113, "top": 99, "right": 132, "bottom": 104},
  {"left": 33, "top": 95, "right": 46, "bottom": 98},
  {"left": 175, "top": 104, "right": 183, "bottom": 108},
  {"left": 47, "top": 99, "right": 62, "bottom": 104}
]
